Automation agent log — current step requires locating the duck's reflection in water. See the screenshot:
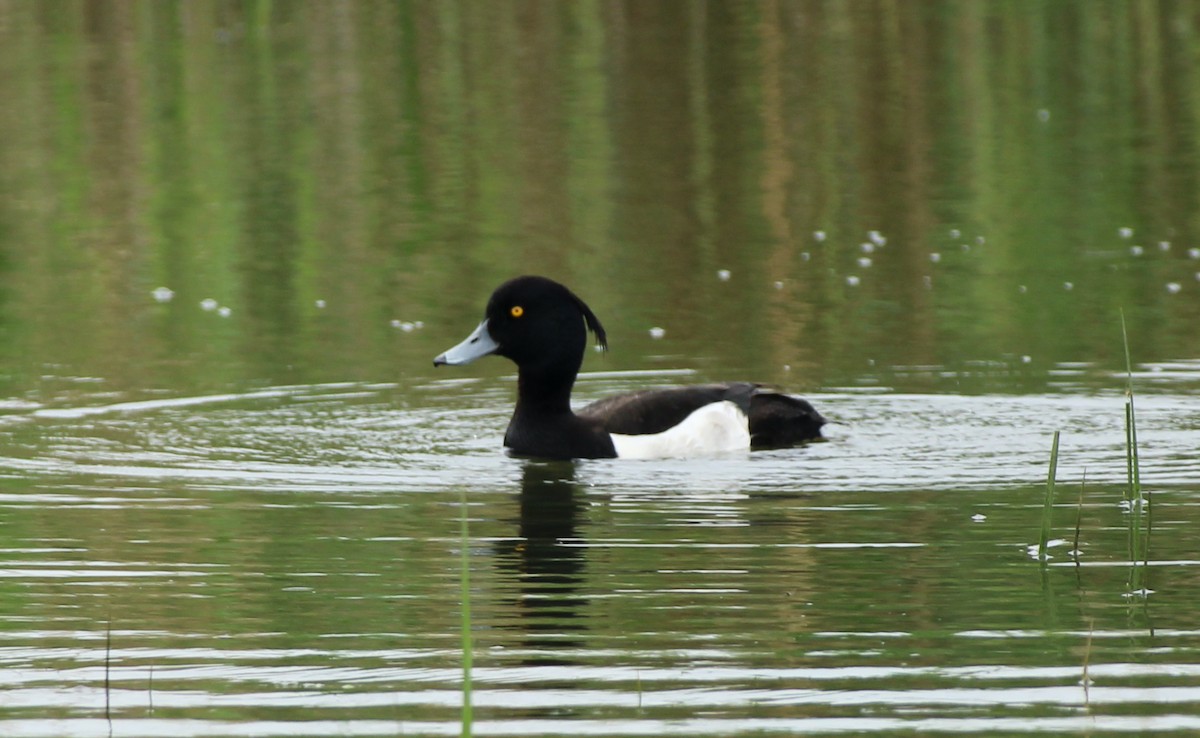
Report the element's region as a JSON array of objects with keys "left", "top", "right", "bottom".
[{"left": 494, "top": 460, "right": 589, "bottom": 662}]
